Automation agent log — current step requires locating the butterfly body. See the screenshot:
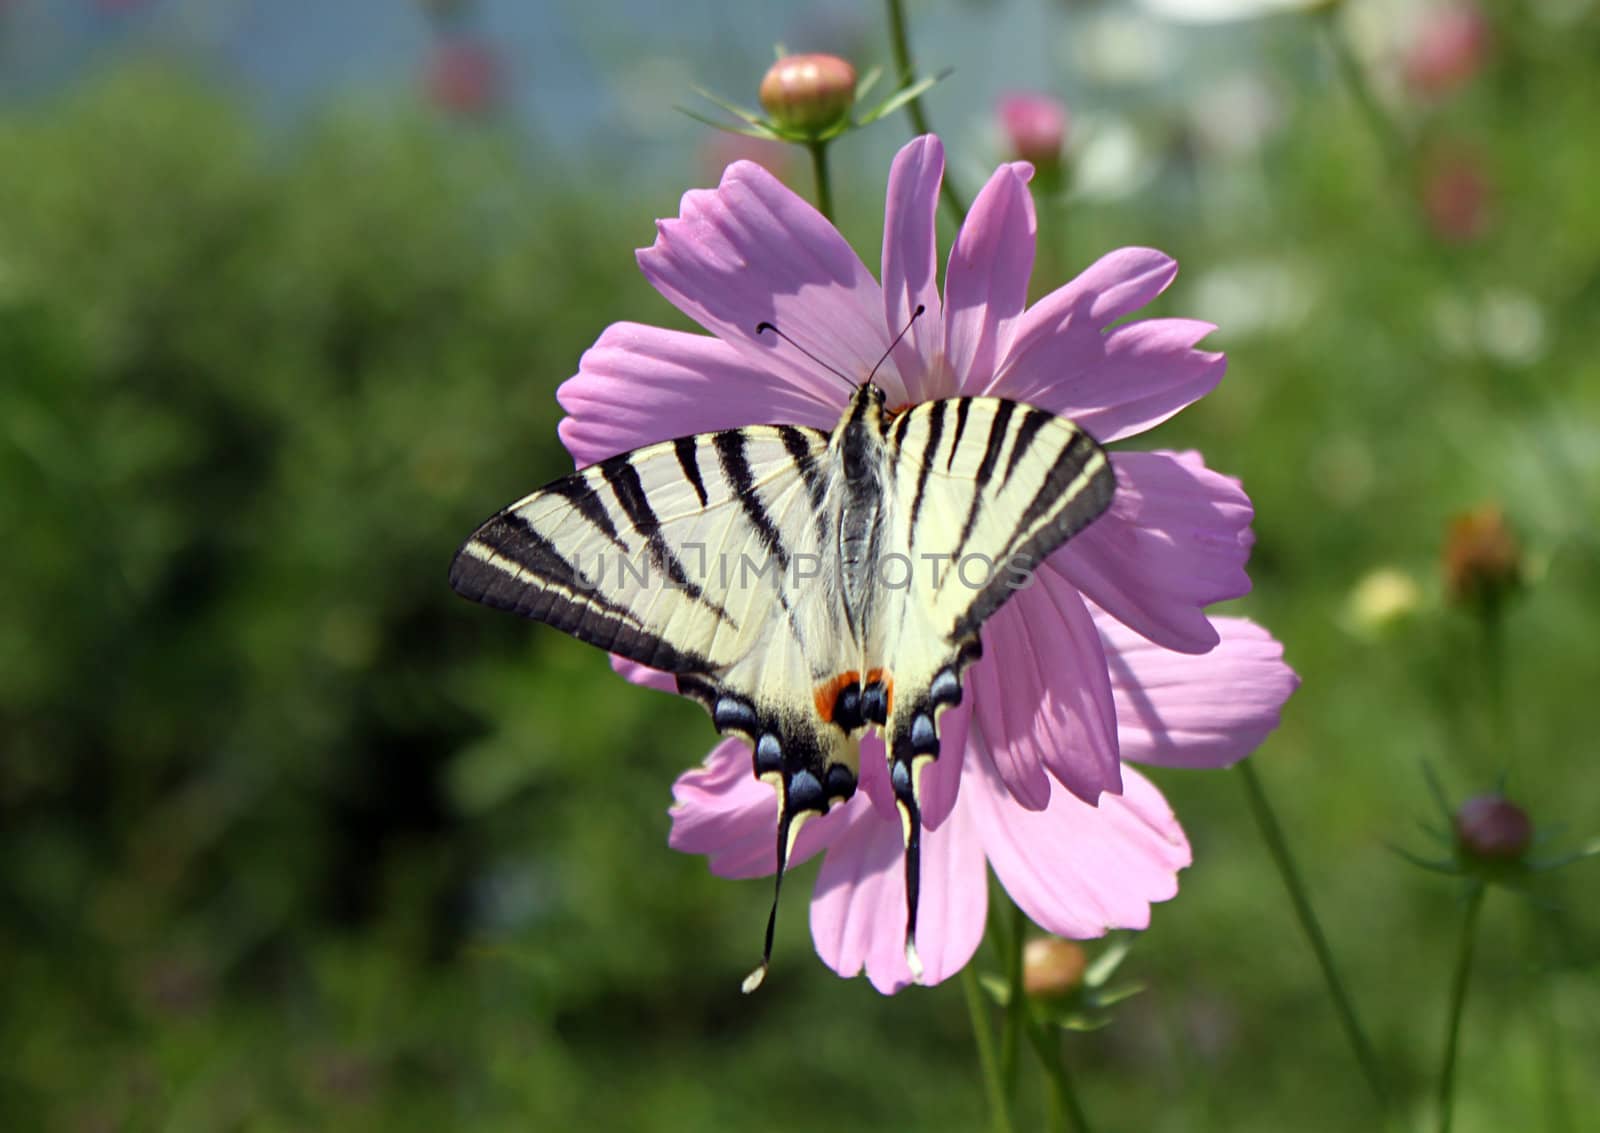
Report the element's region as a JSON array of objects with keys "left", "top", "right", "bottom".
[{"left": 451, "top": 379, "right": 1115, "bottom": 987}]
